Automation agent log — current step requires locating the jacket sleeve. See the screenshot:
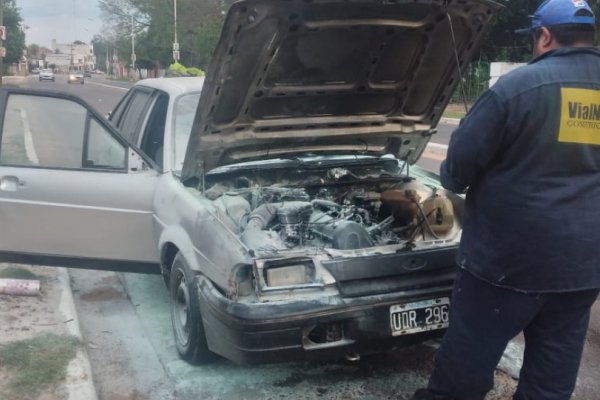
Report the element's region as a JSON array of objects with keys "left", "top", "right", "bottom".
[{"left": 440, "top": 89, "right": 508, "bottom": 193}]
